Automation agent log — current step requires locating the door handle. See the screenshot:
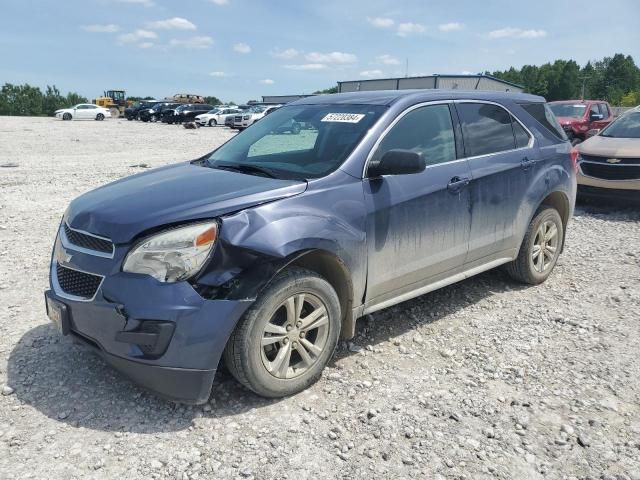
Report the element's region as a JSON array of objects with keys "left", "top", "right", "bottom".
[
  {"left": 447, "top": 176, "right": 470, "bottom": 193},
  {"left": 521, "top": 157, "right": 536, "bottom": 171}
]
